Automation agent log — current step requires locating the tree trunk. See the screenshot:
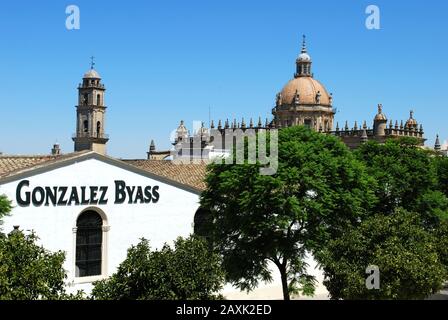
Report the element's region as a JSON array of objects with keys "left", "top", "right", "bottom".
[{"left": 279, "top": 265, "right": 290, "bottom": 300}]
